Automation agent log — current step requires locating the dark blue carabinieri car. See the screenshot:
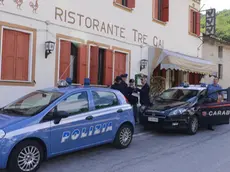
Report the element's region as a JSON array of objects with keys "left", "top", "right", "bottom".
[{"left": 140, "top": 83, "right": 230, "bottom": 134}]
